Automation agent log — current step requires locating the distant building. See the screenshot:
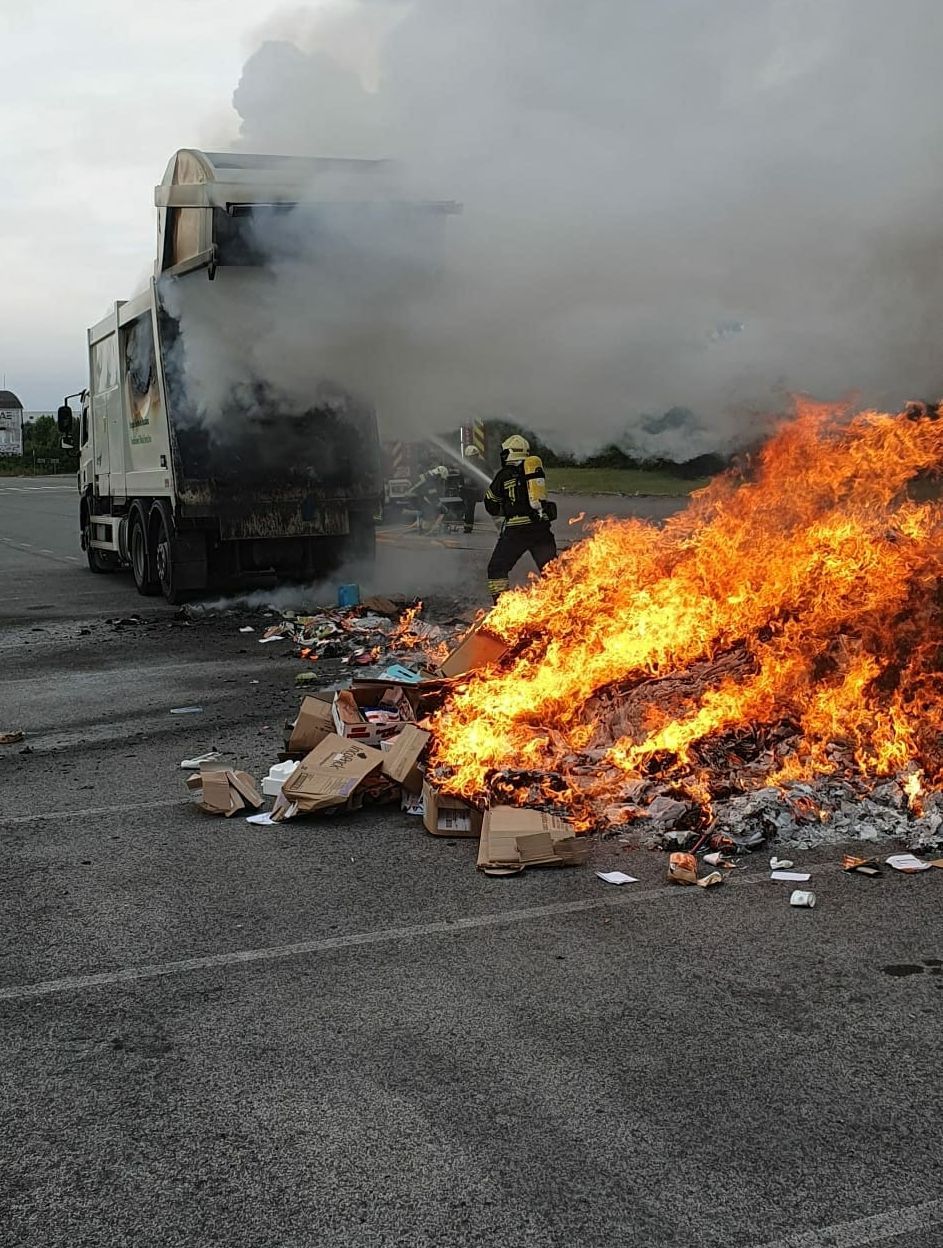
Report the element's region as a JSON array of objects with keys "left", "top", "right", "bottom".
[{"left": 0, "top": 390, "right": 23, "bottom": 456}]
